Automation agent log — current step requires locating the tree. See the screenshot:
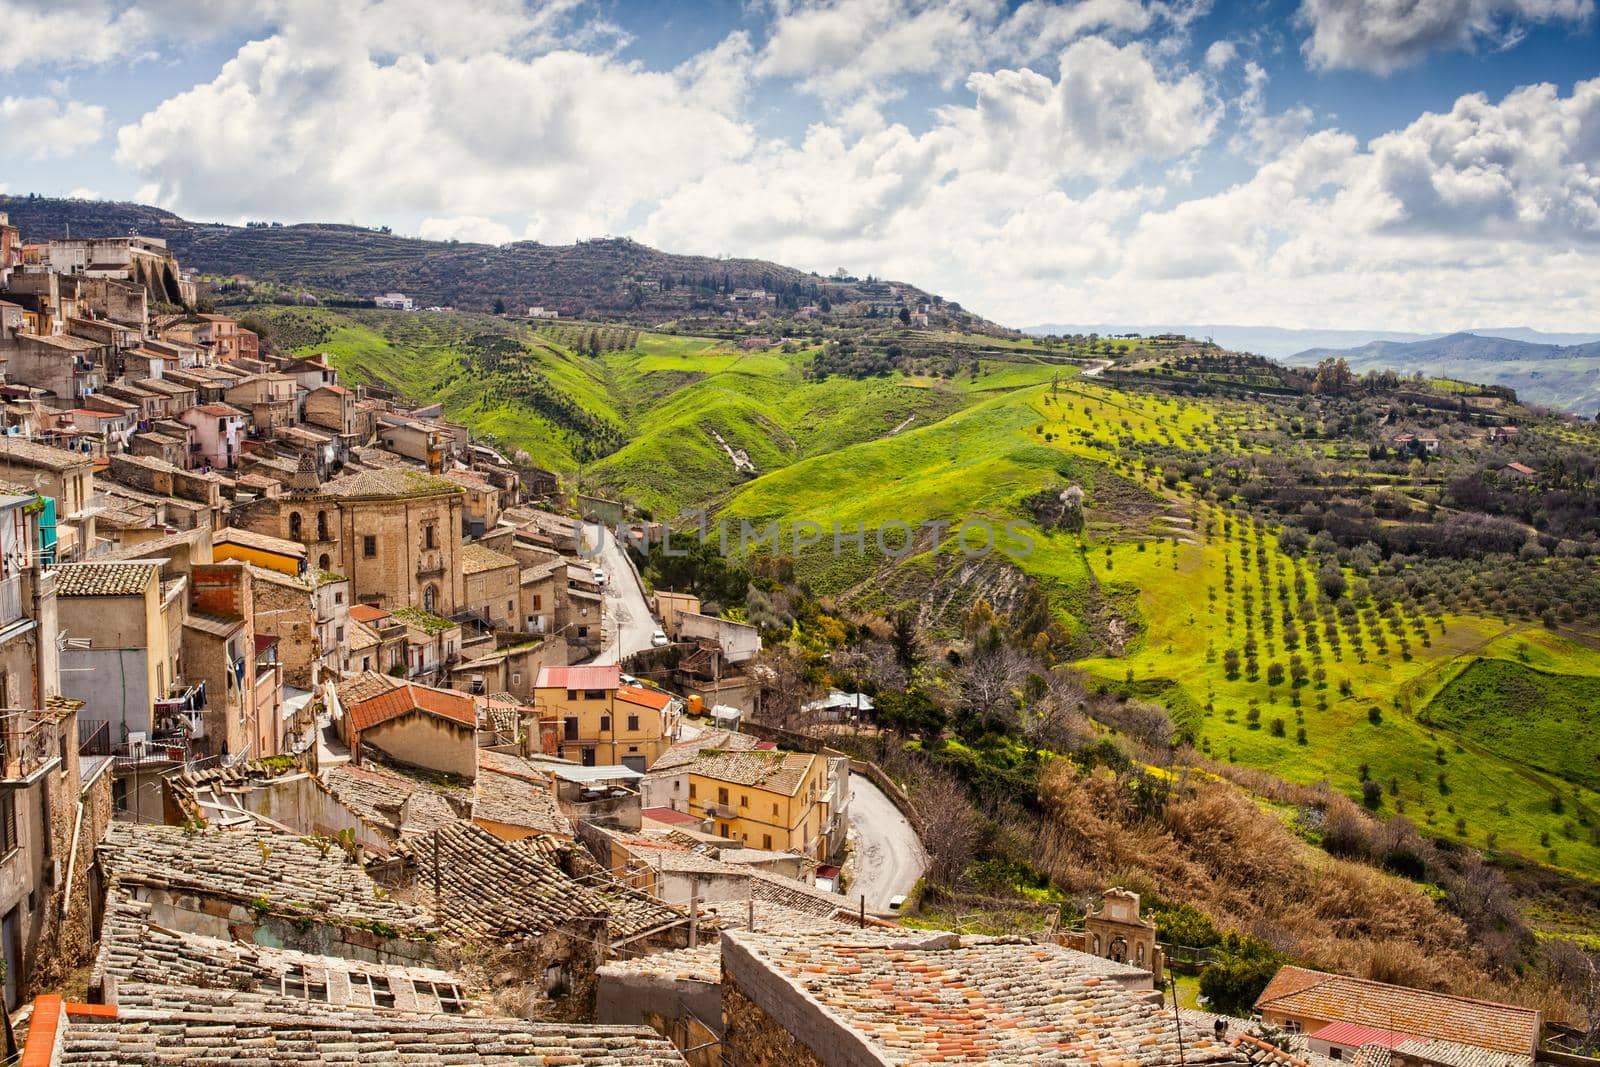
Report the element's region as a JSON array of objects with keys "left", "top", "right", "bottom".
[
  {"left": 493, "top": 297, "right": 506, "bottom": 314},
  {"left": 1199, "top": 934, "right": 1283, "bottom": 1015},
  {"left": 890, "top": 610, "right": 921, "bottom": 670},
  {"left": 898, "top": 306, "right": 912, "bottom": 325},
  {"left": 877, "top": 688, "right": 946, "bottom": 742},
  {"left": 1362, "top": 779, "right": 1383, "bottom": 810},
  {"left": 1222, "top": 648, "right": 1241, "bottom": 678},
  {"left": 1318, "top": 563, "right": 1347, "bottom": 599}
]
